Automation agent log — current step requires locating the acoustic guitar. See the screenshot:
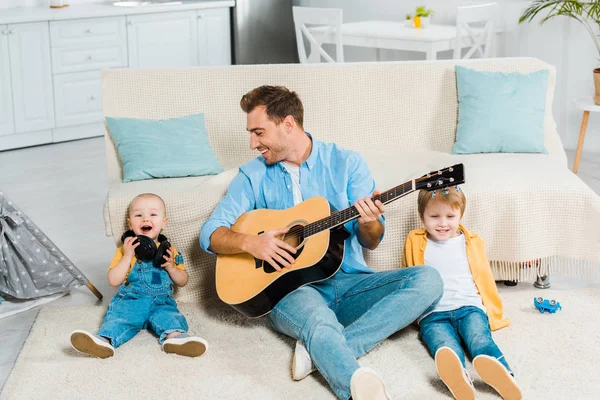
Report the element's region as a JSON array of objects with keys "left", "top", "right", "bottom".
[{"left": 216, "top": 163, "right": 465, "bottom": 318}]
